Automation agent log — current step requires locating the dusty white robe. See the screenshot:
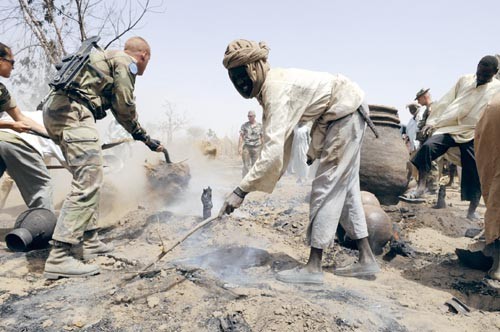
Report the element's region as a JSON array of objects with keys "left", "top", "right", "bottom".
[
  {"left": 238, "top": 68, "right": 368, "bottom": 248},
  {"left": 239, "top": 68, "right": 364, "bottom": 193},
  {"left": 307, "top": 111, "right": 369, "bottom": 248},
  {"left": 427, "top": 75, "right": 500, "bottom": 143}
]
